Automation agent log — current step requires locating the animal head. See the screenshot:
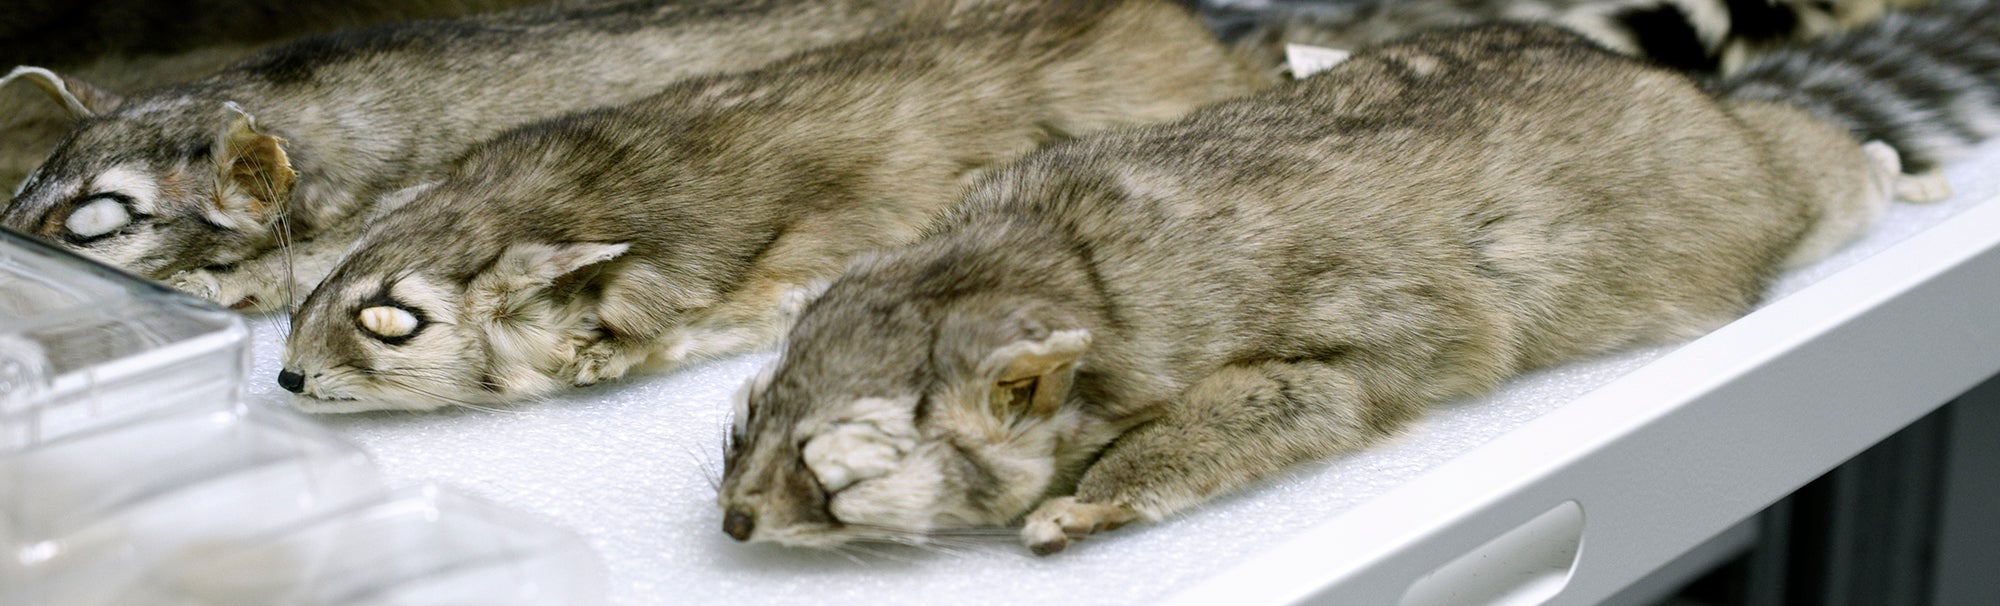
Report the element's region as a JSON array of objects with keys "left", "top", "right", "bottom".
[
  {"left": 718, "top": 284, "right": 1102, "bottom": 548},
  {"left": 280, "top": 236, "right": 628, "bottom": 413},
  {"left": 1, "top": 67, "right": 297, "bottom": 278}
]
